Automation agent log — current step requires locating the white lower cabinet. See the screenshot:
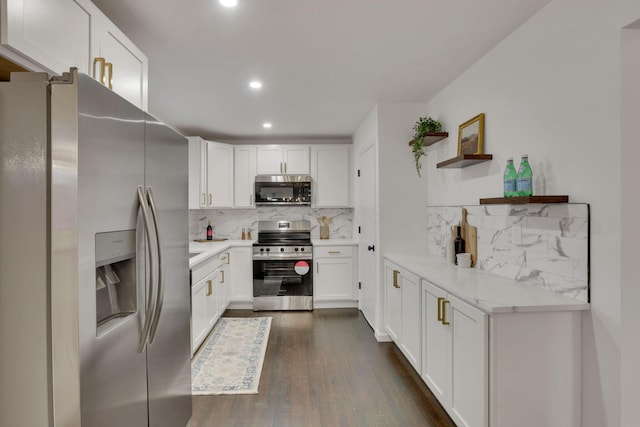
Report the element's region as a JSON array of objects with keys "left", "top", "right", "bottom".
[
  {"left": 191, "top": 253, "right": 232, "bottom": 356},
  {"left": 384, "top": 261, "right": 422, "bottom": 373},
  {"left": 229, "top": 247, "right": 253, "bottom": 308},
  {"left": 422, "top": 280, "right": 488, "bottom": 427},
  {"left": 313, "top": 245, "right": 357, "bottom": 308}
]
